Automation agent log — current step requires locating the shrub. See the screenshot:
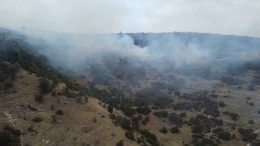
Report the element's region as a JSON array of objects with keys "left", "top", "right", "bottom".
[
  {"left": 56, "top": 109, "right": 64, "bottom": 116},
  {"left": 121, "top": 106, "right": 136, "bottom": 117},
  {"left": 125, "top": 131, "right": 135, "bottom": 141},
  {"left": 238, "top": 128, "right": 258, "bottom": 142},
  {"left": 218, "top": 131, "right": 231, "bottom": 141},
  {"left": 131, "top": 117, "right": 139, "bottom": 130},
  {"left": 50, "top": 105, "right": 55, "bottom": 111},
  {"left": 223, "top": 111, "right": 240, "bottom": 121},
  {"left": 117, "top": 116, "right": 131, "bottom": 130},
  {"left": 139, "top": 129, "right": 159, "bottom": 146},
  {"left": 170, "top": 127, "right": 180, "bottom": 134},
  {"left": 248, "top": 119, "right": 255, "bottom": 125},
  {"left": 3, "top": 125, "right": 21, "bottom": 136},
  {"left": 247, "top": 84, "right": 255, "bottom": 91},
  {"left": 159, "top": 127, "right": 168, "bottom": 134},
  {"left": 32, "top": 117, "right": 43, "bottom": 123},
  {"left": 0, "top": 131, "right": 12, "bottom": 145},
  {"left": 51, "top": 115, "right": 57, "bottom": 123},
  {"left": 34, "top": 95, "right": 44, "bottom": 103},
  {"left": 179, "top": 112, "right": 187, "bottom": 118},
  {"left": 39, "top": 78, "right": 52, "bottom": 94},
  {"left": 27, "top": 105, "right": 38, "bottom": 111},
  {"left": 116, "top": 140, "right": 124, "bottom": 146},
  {"left": 219, "top": 102, "right": 226, "bottom": 107},
  {"left": 249, "top": 102, "right": 254, "bottom": 106},
  {"left": 141, "top": 116, "right": 149, "bottom": 125},
  {"left": 93, "top": 117, "right": 97, "bottom": 123},
  {"left": 3, "top": 81, "right": 13, "bottom": 90},
  {"left": 136, "top": 106, "right": 151, "bottom": 115},
  {"left": 154, "top": 111, "right": 168, "bottom": 118},
  {"left": 107, "top": 105, "right": 113, "bottom": 113}
]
